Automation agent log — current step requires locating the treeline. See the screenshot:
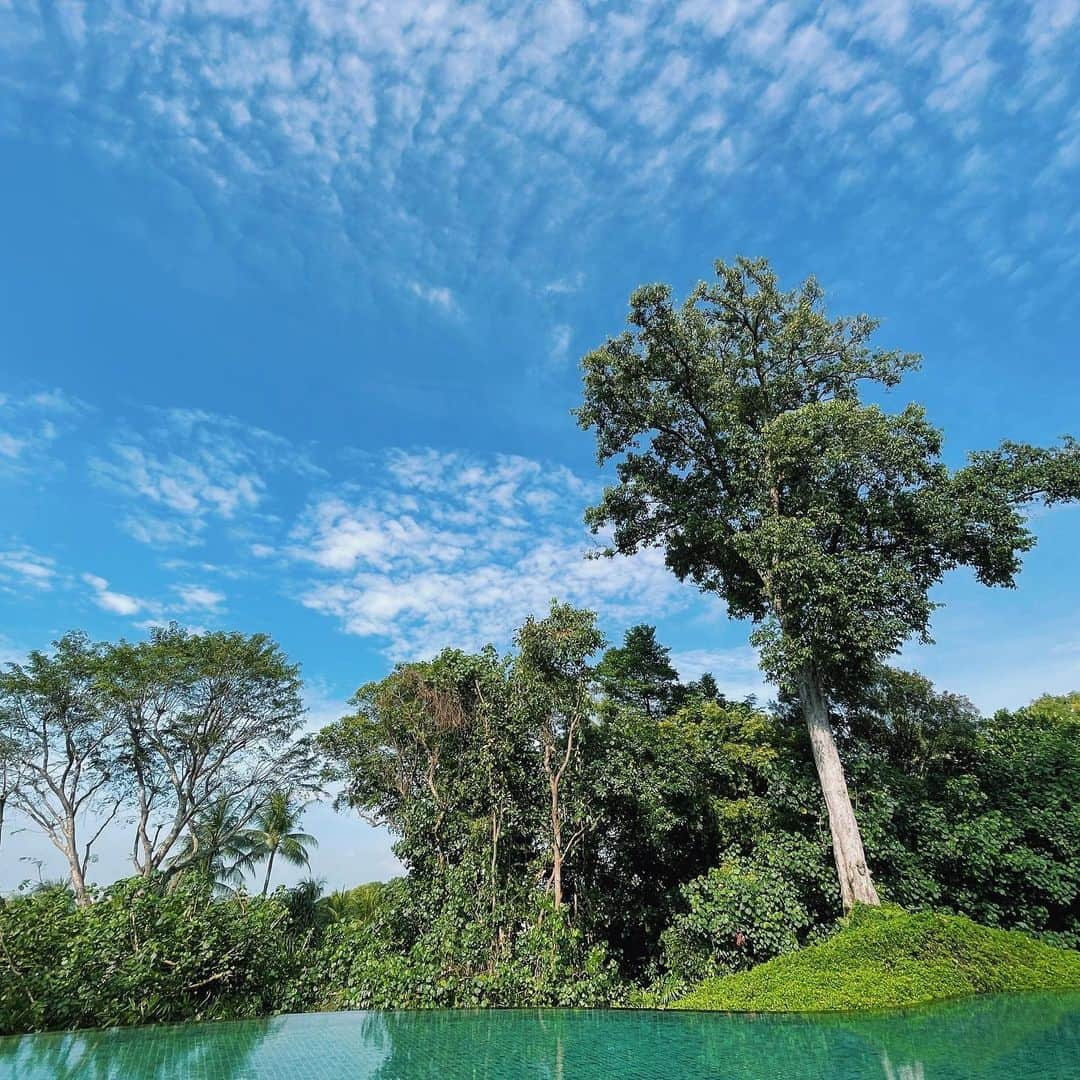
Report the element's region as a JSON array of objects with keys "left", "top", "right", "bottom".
[
  {"left": 2, "top": 612, "right": 1077, "bottom": 1032},
  {"left": 308, "top": 607, "right": 1079, "bottom": 1006}
]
